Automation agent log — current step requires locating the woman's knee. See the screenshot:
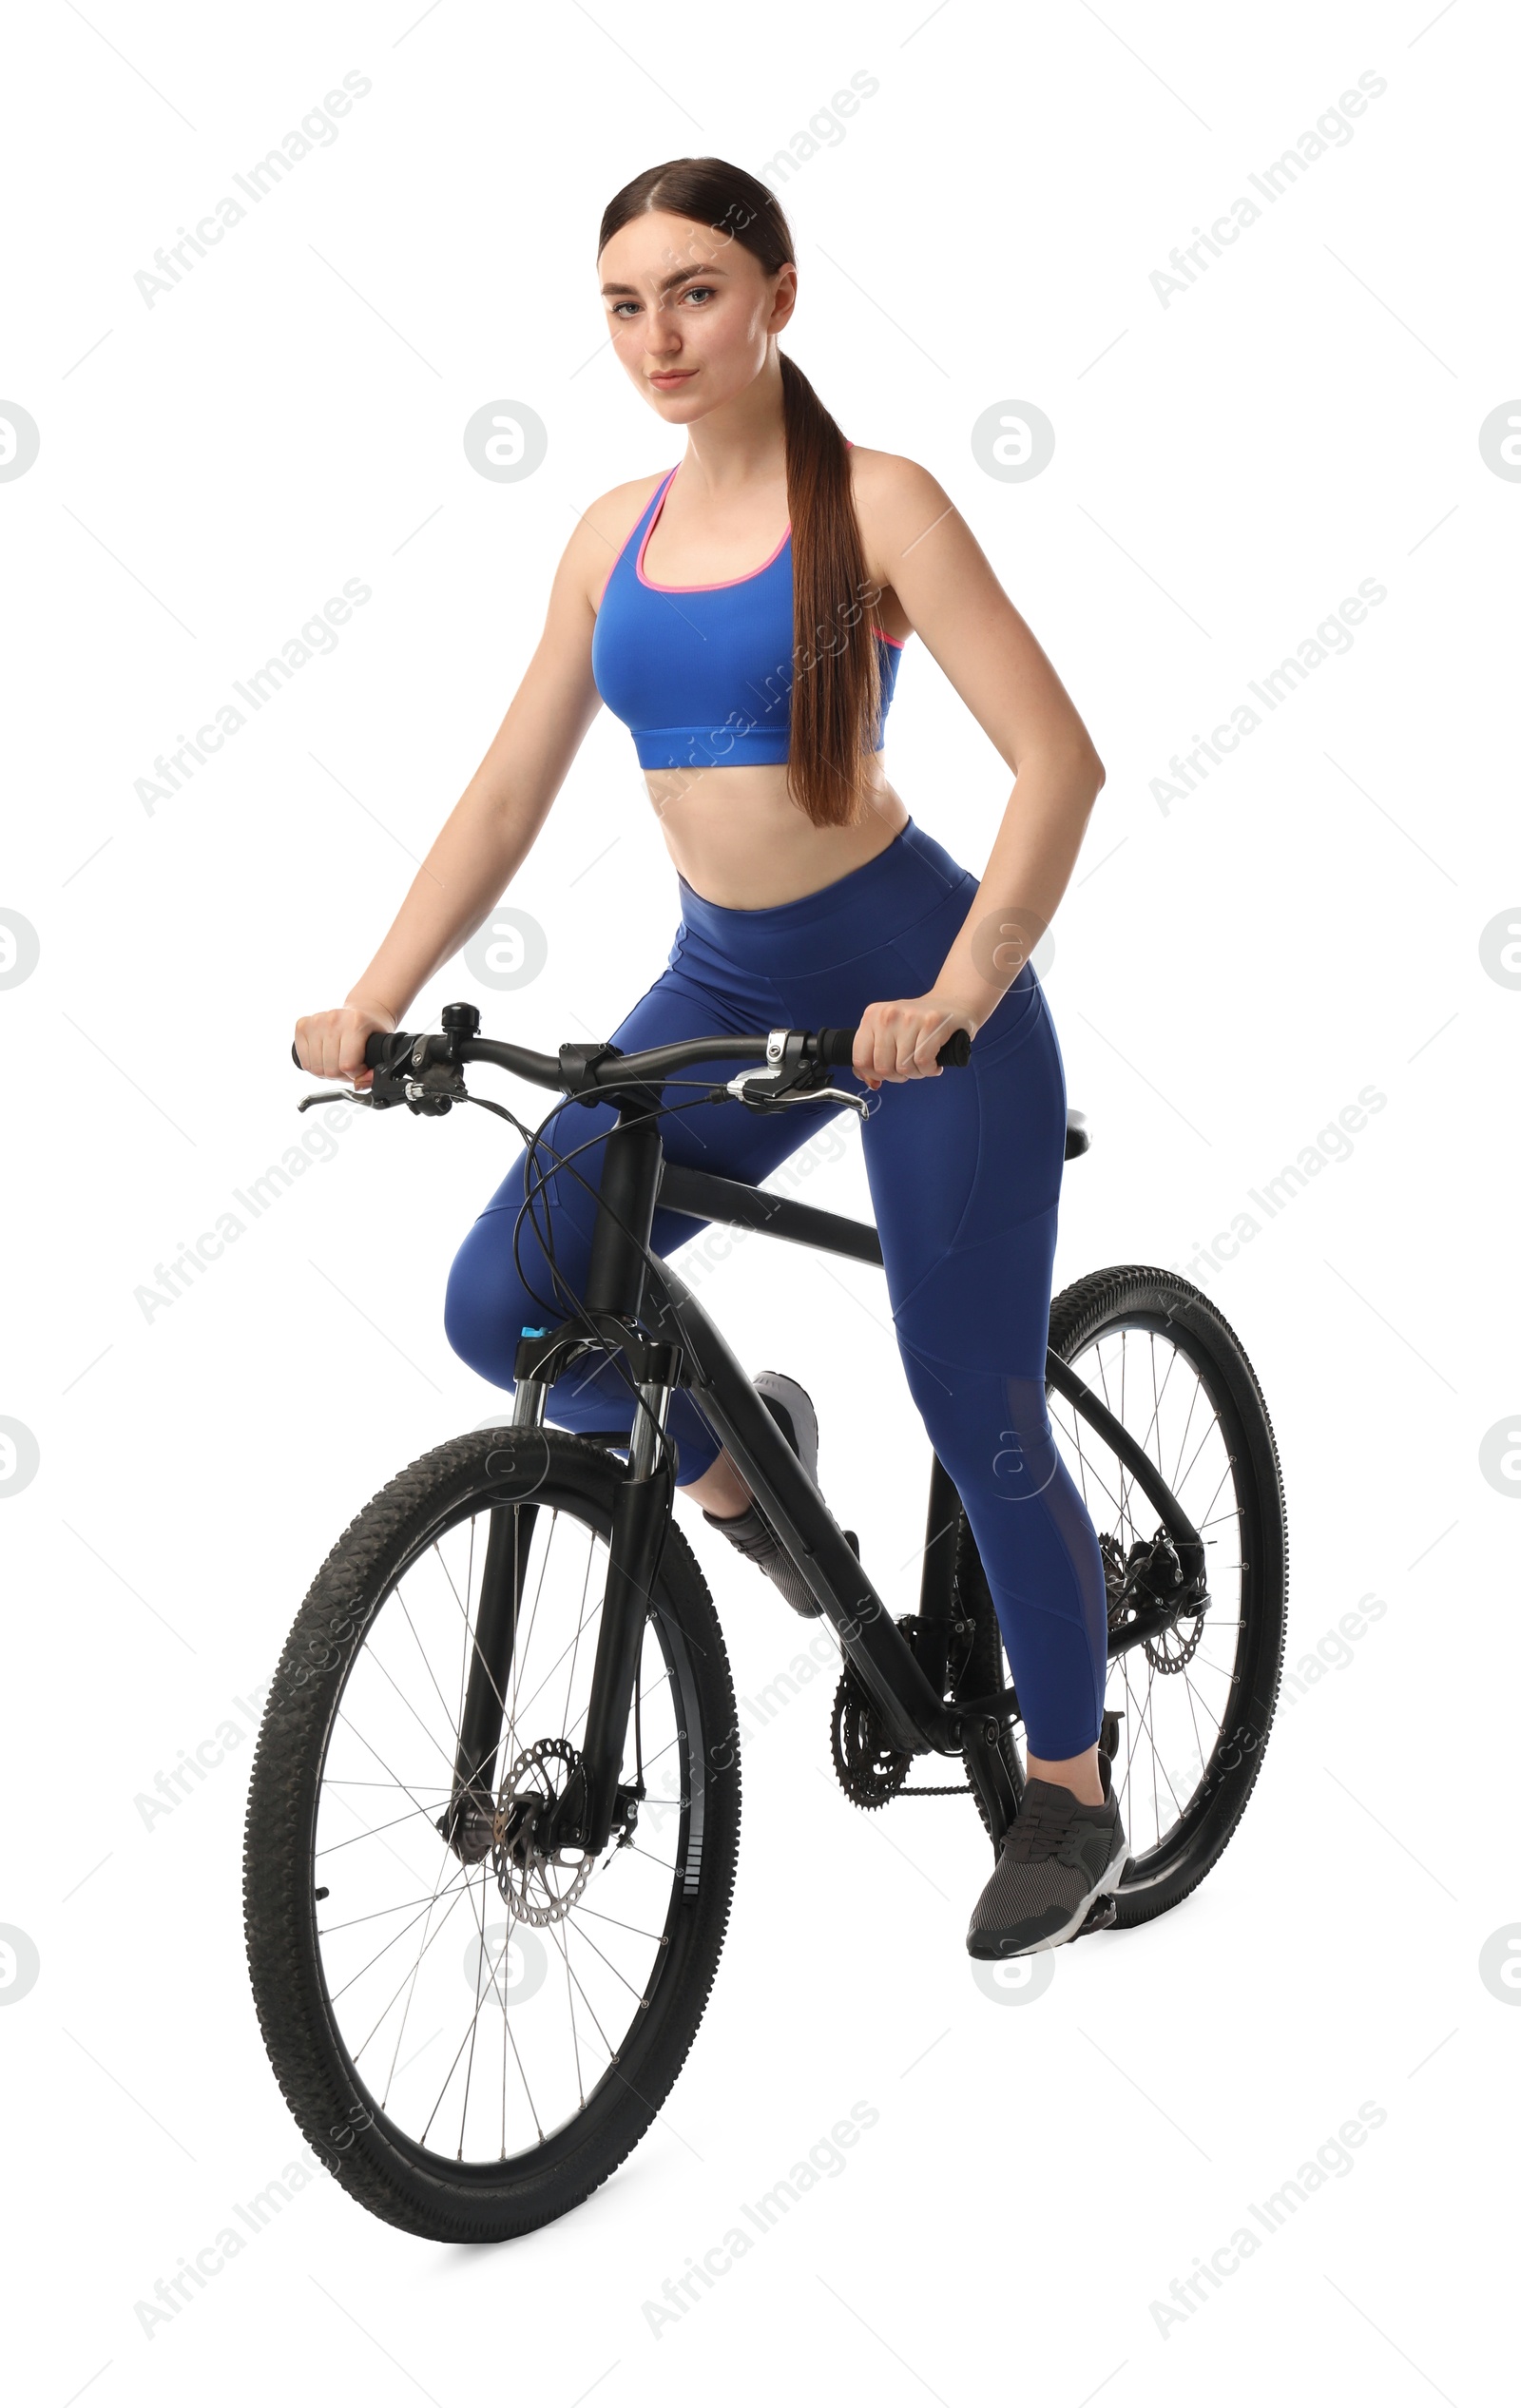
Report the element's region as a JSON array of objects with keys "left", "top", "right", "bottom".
[
  {"left": 443, "top": 1211, "right": 533, "bottom": 1388},
  {"left": 898, "top": 1354, "right": 1049, "bottom": 1488},
  {"left": 988, "top": 1376, "right": 1060, "bottom": 1504}
]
